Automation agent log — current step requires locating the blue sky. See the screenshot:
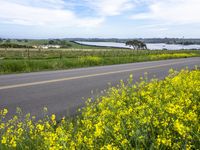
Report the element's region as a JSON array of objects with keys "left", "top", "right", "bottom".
[{"left": 0, "top": 0, "right": 200, "bottom": 39}]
